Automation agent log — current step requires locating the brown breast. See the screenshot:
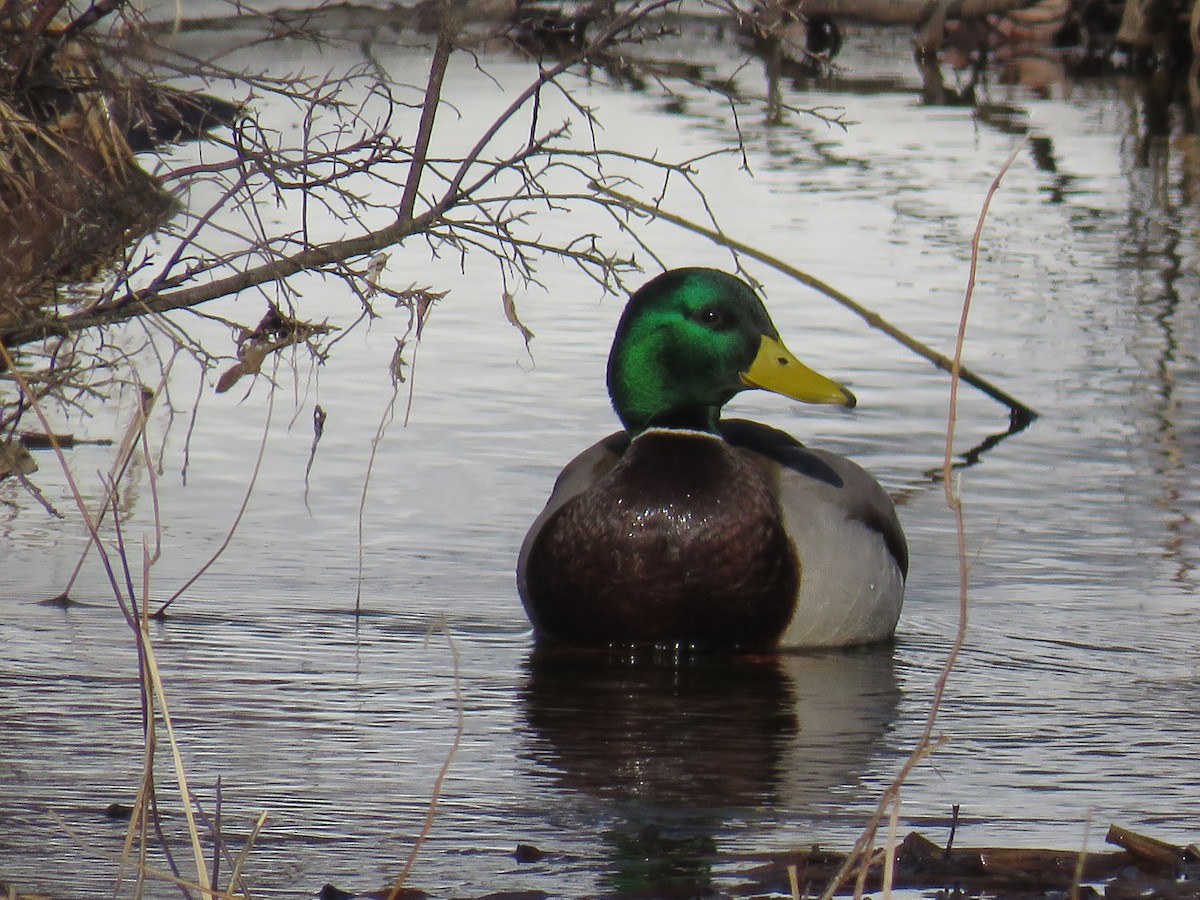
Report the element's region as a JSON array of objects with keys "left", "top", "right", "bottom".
[{"left": 523, "top": 430, "right": 799, "bottom": 649}]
